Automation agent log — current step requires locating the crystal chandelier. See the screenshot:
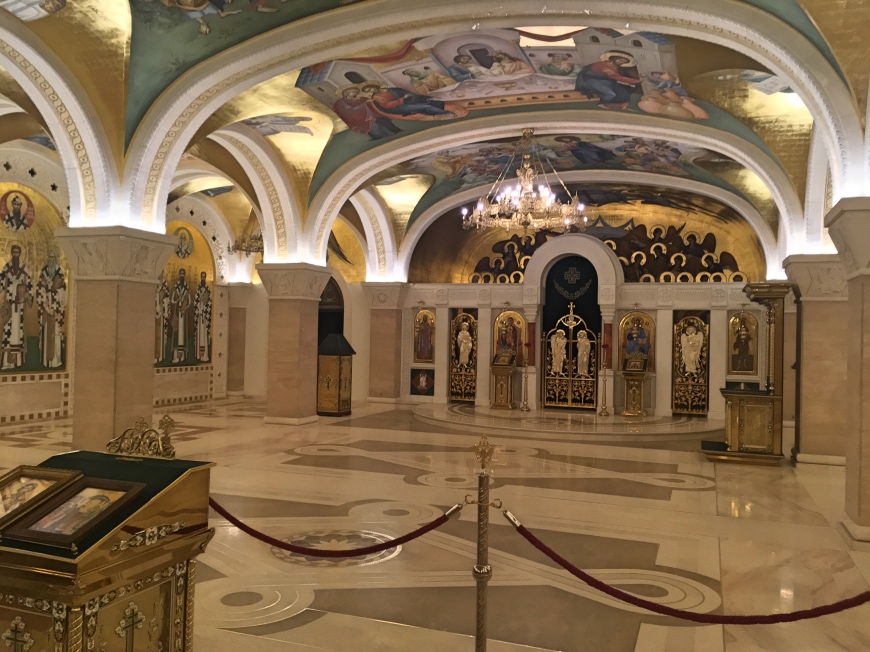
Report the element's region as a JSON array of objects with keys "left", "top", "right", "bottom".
[
  {"left": 228, "top": 231, "right": 264, "bottom": 257},
  {"left": 461, "top": 128, "right": 589, "bottom": 233}
]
